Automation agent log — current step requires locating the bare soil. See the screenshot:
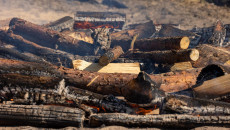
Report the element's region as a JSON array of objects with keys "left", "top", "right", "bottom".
[{"left": 0, "top": 0, "right": 230, "bottom": 30}]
